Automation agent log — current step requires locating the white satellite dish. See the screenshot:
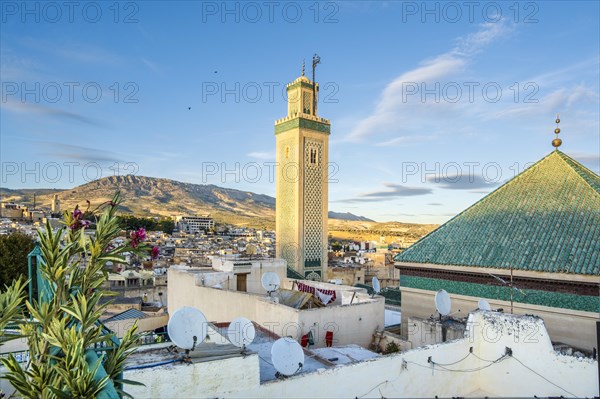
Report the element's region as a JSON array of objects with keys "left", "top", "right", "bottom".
[
  {"left": 167, "top": 306, "right": 208, "bottom": 350},
  {"left": 261, "top": 272, "right": 281, "bottom": 294},
  {"left": 271, "top": 337, "right": 304, "bottom": 376},
  {"left": 372, "top": 276, "right": 381, "bottom": 294},
  {"left": 435, "top": 289, "right": 452, "bottom": 316},
  {"left": 478, "top": 298, "right": 492, "bottom": 311},
  {"left": 228, "top": 317, "right": 256, "bottom": 348}
]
